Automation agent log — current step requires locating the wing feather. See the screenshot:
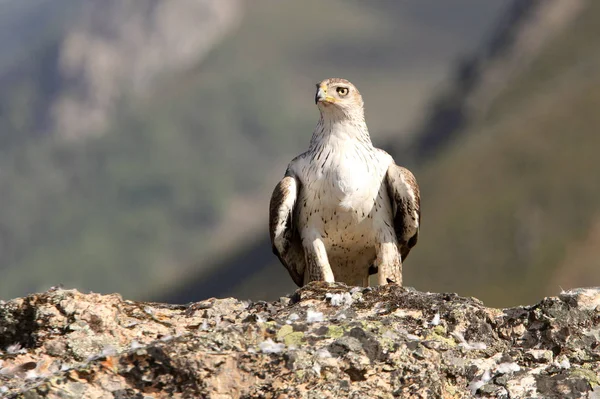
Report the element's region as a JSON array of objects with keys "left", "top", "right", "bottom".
[
  {"left": 269, "top": 175, "right": 306, "bottom": 286},
  {"left": 385, "top": 164, "right": 421, "bottom": 261}
]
